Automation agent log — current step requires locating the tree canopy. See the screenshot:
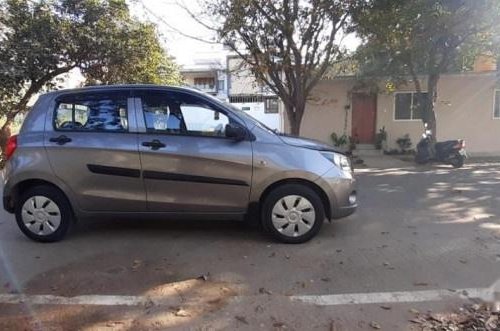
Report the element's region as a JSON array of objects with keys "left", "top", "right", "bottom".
[
  {"left": 201, "top": 0, "right": 355, "bottom": 135},
  {"left": 0, "top": 0, "right": 182, "bottom": 149},
  {"left": 353, "top": 0, "right": 500, "bottom": 139}
]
